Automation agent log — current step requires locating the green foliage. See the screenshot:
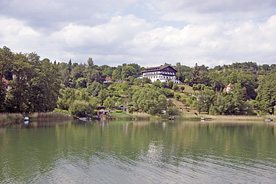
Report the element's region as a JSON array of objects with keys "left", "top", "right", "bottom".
[
  {"left": 167, "top": 81, "right": 173, "bottom": 89},
  {"left": 86, "top": 81, "right": 101, "bottom": 96},
  {"left": 76, "top": 77, "right": 87, "bottom": 88},
  {"left": 167, "top": 99, "right": 173, "bottom": 107},
  {"left": 211, "top": 84, "right": 253, "bottom": 115},
  {"left": 167, "top": 106, "right": 180, "bottom": 116},
  {"left": 256, "top": 72, "right": 276, "bottom": 114},
  {"left": 180, "top": 86, "right": 185, "bottom": 92},
  {"left": 103, "top": 96, "right": 114, "bottom": 110},
  {"left": 172, "top": 84, "right": 179, "bottom": 91},
  {"left": 227, "top": 71, "right": 258, "bottom": 99},
  {"left": 128, "top": 106, "right": 135, "bottom": 114},
  {"left": 160, "top": 82, "right": 167, "bottom": 88},
  {"left": 2, "top": 46, "right": 276, "bottom": 116},
  {"left": 192, "top": 84, "right": 198, "bottom": 93},
  {"left": 69, "top": 100, "right": 94, "bottom": 117},
  {"left": 152, "top": 80, "right": 161, "bottom": 88},
  {"left": 131, "top": 87, "right": 167, "bottom": 115},
  {"left": 174, "top": 93, "right": 181, "bottom": 101}
]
